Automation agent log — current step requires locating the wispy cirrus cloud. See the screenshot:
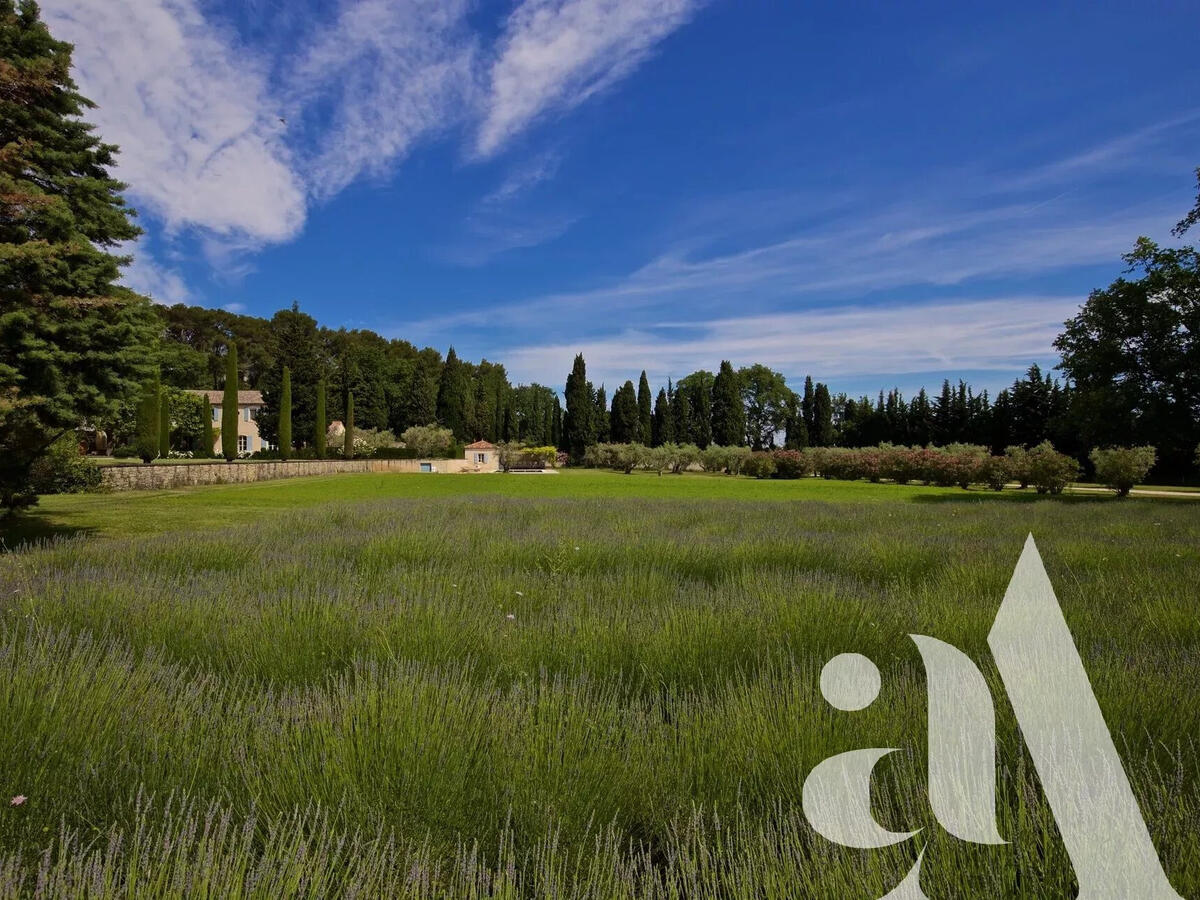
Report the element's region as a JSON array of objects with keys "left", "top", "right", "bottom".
[
  {"left": 475, "top": 0, "right": 703, "bottom": 156},
  {"left": 283, "top": 0, "right": 479, "bottom": 201},
  {"left": 498, "top": 296, "right": 1085, "bottom": 389}
]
